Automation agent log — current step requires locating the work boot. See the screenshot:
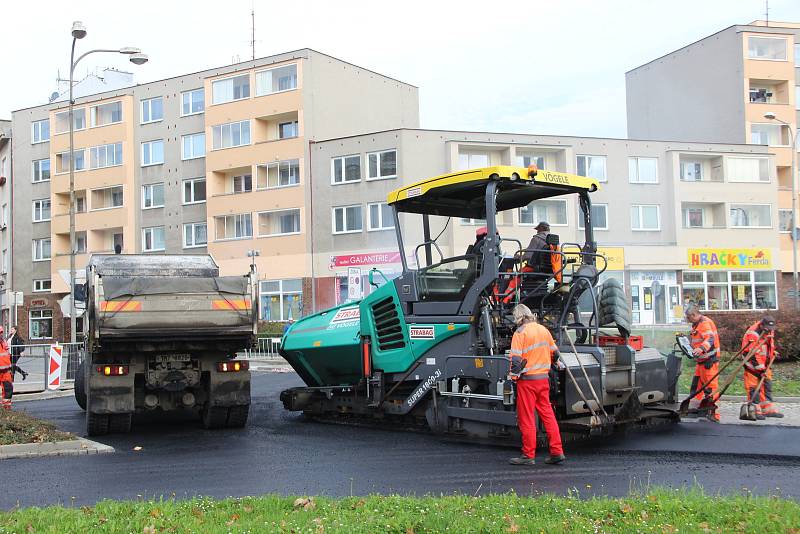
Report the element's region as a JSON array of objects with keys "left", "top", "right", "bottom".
[
  {"left": 509, "top": 456, "right": 535, "bottom": 466},
  {"left": 544, "top": 454, "right": 566, "bottom": 465},
  {"left": 707, "top": 411, "right": 720, "bottom": 423},
  {"left": 756, "top": 413, "right": 766, "bottom": 420},
  {"left": 764, "top": 412, "right": 785, "bottom": 418},
  {"left": 21, "top": 371, "right": 28, "bottom": 381}
]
